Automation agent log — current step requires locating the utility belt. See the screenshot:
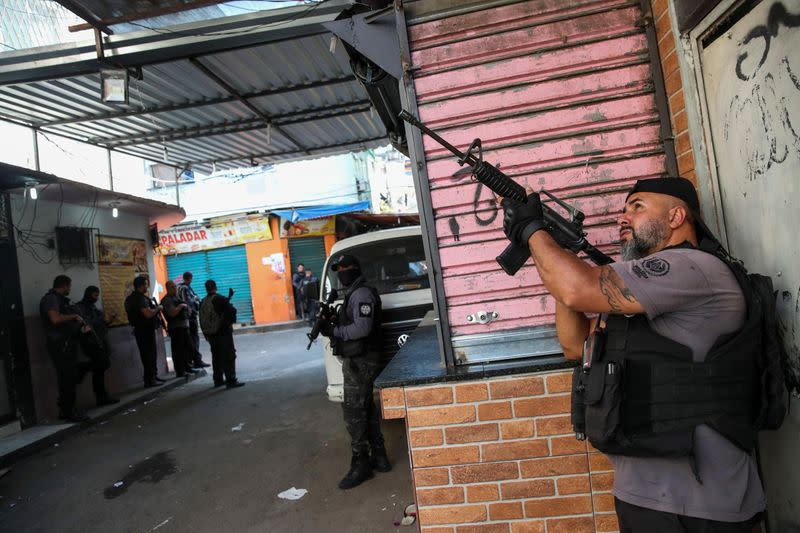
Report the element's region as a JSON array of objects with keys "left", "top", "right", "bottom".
[
  {"left": 331, "top": 337, "right": 381, "bottom": 359},
  {"left": 571, "top": 314, "right": 756, "bottom": 458}
]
